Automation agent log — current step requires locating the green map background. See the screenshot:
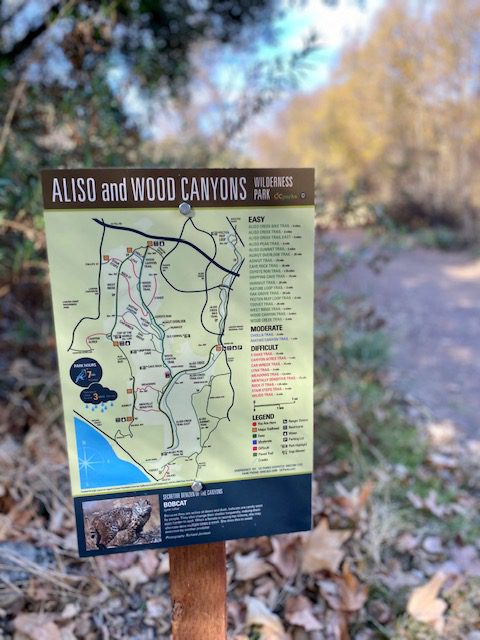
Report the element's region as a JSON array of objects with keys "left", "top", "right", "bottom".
[{"left": 44, "top": 206, "right": 313, "bottom": 497}]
